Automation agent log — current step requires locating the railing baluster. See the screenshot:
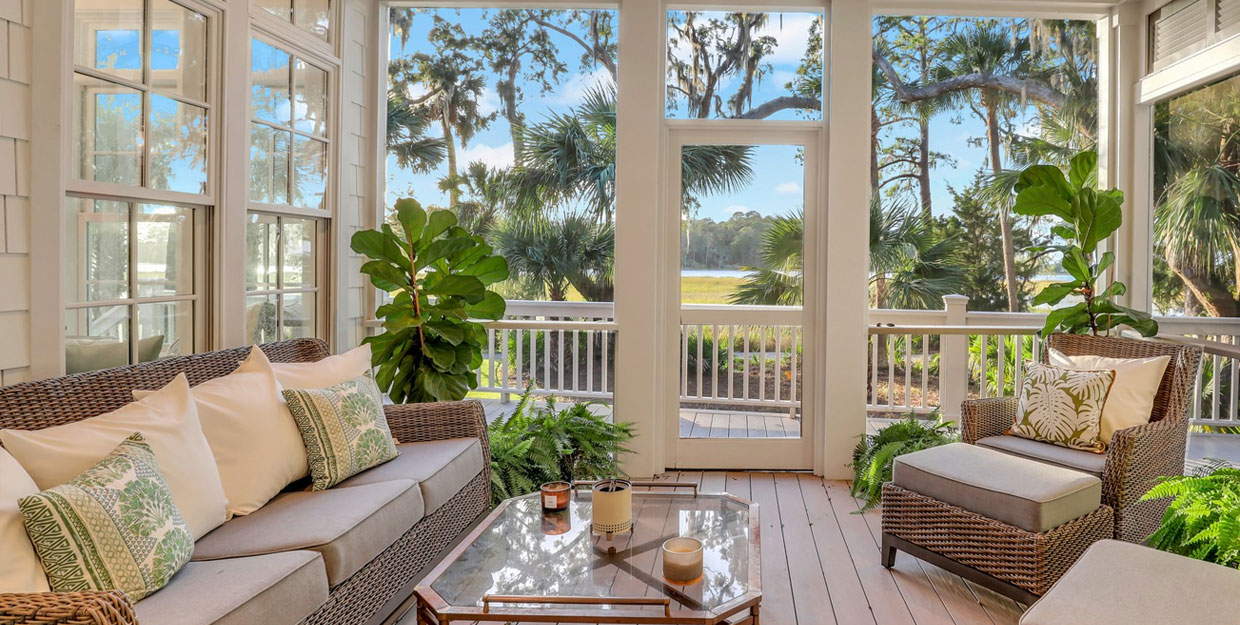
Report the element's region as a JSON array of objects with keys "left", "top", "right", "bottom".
[
  {"left": 696, "top": 325, "right": 705, "bottom": 400},
  {"left": 487, "top": 328, "right": 496, "bottom": 391},
  {"left": 586, "top": 330, "right": 595, "bottom": 394},
  {"left": 920, "top": 333, "right": 929, "bottom": 410},
  {"left": 743, "top": 326, "right": 751, "bottom": 402},
  {"left": 979, "top": 334, "right": 989, "bottom": 400},
  {"left": 790, "top": 327, "right": 799, "bottom": 406},
  {"left": 681, "top": 326, "right": 690, "bottom": 399},
  {"left": 501, "top": 329, "right": 510, "bottom": 400},
  {"left": 1014, "top": 335, "right": 1024, "bottom": 402},
  {"left": 515, "top": 329, "right": 524, "bottom": 391},
  {"left": 728, "top": 325, "right": 735, "bottom": 400},
  {"left": 1231, "top": 335, "right": 1238, "bottom": 422},
  {"left": 759, "top": 327, "right": 767, "bottom": 403},
  {"left": 712, "top": 324, "right": 720, "bottom": 400},
  {"left": 529, "top": 330, "right": 538, "bottom": 389},
  {"left": 907, "top": 334, "right": 917, "bottom": 406},
  {"left": 543, "top": 328, "right": 551, "bottom": 393},
  {"left": 573, "top": 330, "right": 580, "bottom": 392},
  {"left": 602, "top": 331, "right": 610, "bottom": 394},
  {"left": 1213, "top": 348, "right": 1222, "bottom": 421},
  {"left": 887, "top": 332, "right": 895, "bottom": 409},
  {"left": 997, "top": 335, "right": 1006, "bottom": 398},
  {"left": 557, "top": 329, "right": 564, "bottom": 394},
  {"left": 774, "top": 327, "right": 783, "bottom": 404},
  {"left": 1193, "top": 348, "right": 1203, "bottom": 422}
]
